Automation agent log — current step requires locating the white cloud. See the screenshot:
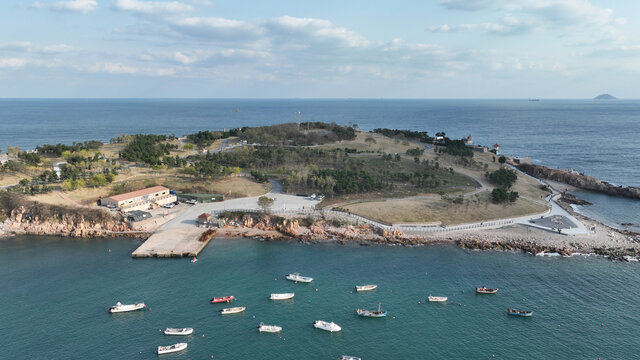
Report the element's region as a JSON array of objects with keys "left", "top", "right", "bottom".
[
  {"left": 0, "top": 58, "right": 30, "bottom": 68},
  {"left": 50, "top": 0, "right": 98, "bottom": 14},
  {"left": 42, "top": 44, "right": 73, "bottom": 53},
  {"left": 89, "top": 62, "right": 138, "bottom": 74},
  {"left": 114, "top": 0, "right": 194, "bottom": 15},
  {"left": 432, "top": 0, "right": 625, "bottom": 40},
  {"left": 265, "top": 16, "right": 370, "bottom": 48}
]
